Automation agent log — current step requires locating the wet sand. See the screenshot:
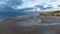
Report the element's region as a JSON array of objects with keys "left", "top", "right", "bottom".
[
  {"left": 0, "top": 23, "right": 60, "bottom": 34},
  {"left": 0, "top": 16, "right": 60, "bottom": 34},
  {"left": 39, "top": 16, "right": 60, "bottom": 23}
]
